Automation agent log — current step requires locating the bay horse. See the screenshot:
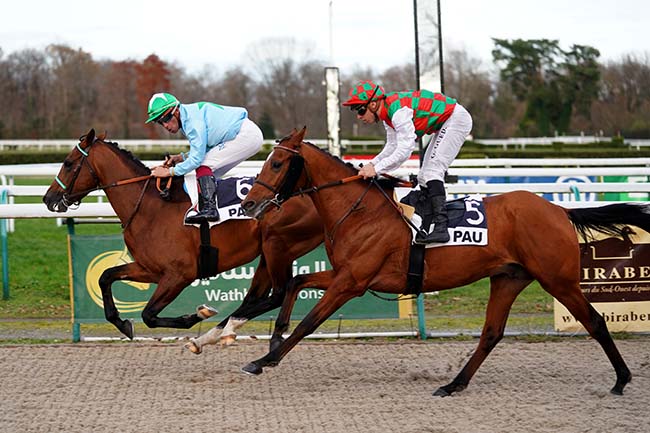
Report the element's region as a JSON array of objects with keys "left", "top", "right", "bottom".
[
  {"left": 240, "top": 127, "right": 650, "bottom": 396},
  {"left": 43, "top": 129, "right": 323, "bottom": 351}
]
